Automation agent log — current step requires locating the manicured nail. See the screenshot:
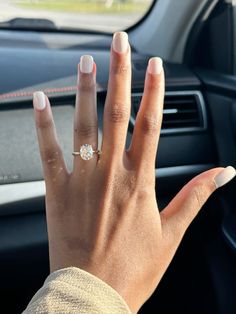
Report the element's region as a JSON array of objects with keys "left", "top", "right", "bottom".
[
  {"left": 148, "top": 57, "right": 163, "bottom": 75},
  {"left": 214, "top": 166, "right": 236, "bottom": 188},
  {"left": 112, "top": 32, "right": 128, "bottom": 53},
  {"left": 33, "top": 91, "right": 46, "bottom": 111},
  {"left": 80, "top": 55, "right": 93, "bottom": 73}
]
